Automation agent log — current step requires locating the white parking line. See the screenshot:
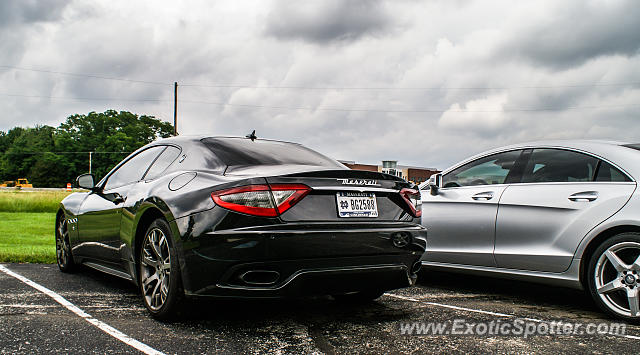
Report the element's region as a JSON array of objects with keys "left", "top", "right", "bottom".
[
  {"left": 385, "top": 293, "right": 640, "bottom": 341},
  {"left": 0, "top": 265, "right": 166, "bottom": 355},
  {"left": 386, "top": 293, "right": 537, "bottom": 320}
]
